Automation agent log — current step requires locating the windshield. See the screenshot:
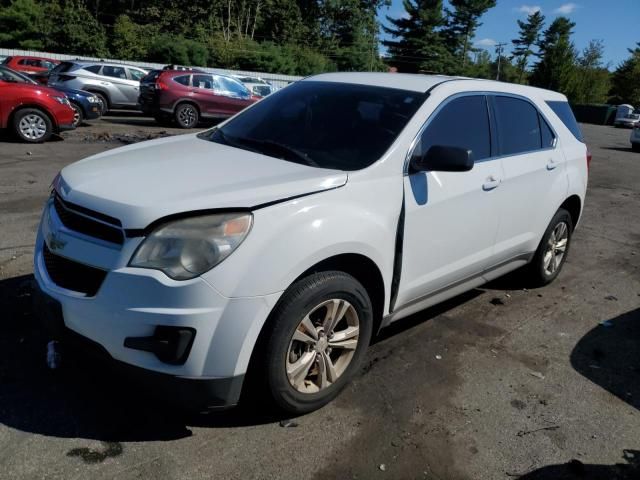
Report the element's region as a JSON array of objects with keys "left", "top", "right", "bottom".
[
  {"left": 0, "top": 67, "right": 37, "bottom": 84},
  {"left": 202, "top": 81, "right": 427, "bottom": 170}
]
